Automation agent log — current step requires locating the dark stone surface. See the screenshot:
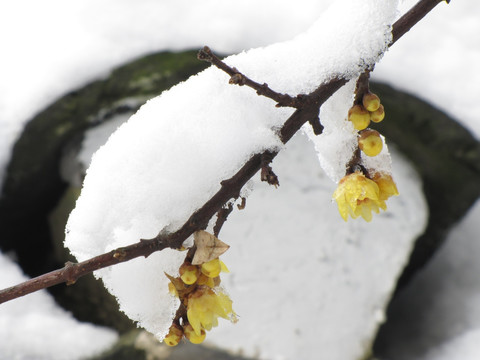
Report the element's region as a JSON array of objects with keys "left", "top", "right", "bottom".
[
  {"left": 370, "top": 82, "right": 480, "bottom": 357},
  {"left": 93, "top": 329, "right": 251, "bottom": 360},
  {"left": 370, "top": 82, "right": 480, "bottom": 288}
]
